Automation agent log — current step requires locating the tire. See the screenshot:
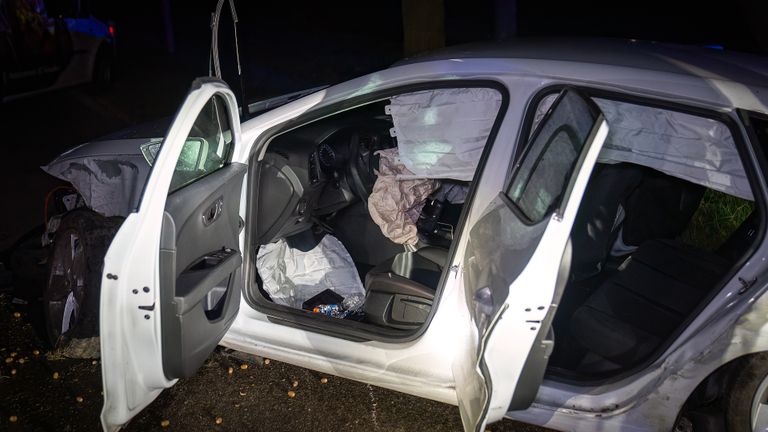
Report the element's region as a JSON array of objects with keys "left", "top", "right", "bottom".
[
  {"left": 43, "top": 209, "right": 122, "bottom": 348},
  {"left": 724, "top": 352, "right": 768, "bottom": 431}
]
